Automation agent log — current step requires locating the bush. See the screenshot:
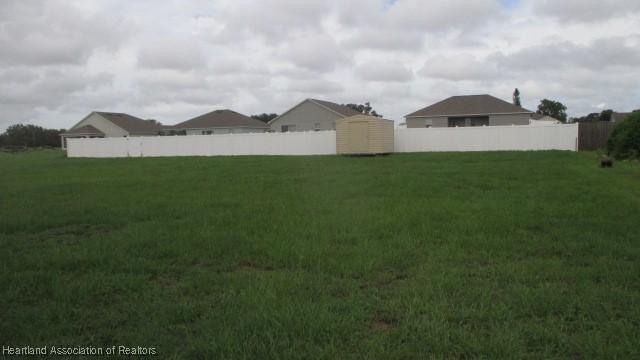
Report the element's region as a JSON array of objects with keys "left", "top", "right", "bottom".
[{"left": 607, "top": 112, "right": 640, "bottom": 159}]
